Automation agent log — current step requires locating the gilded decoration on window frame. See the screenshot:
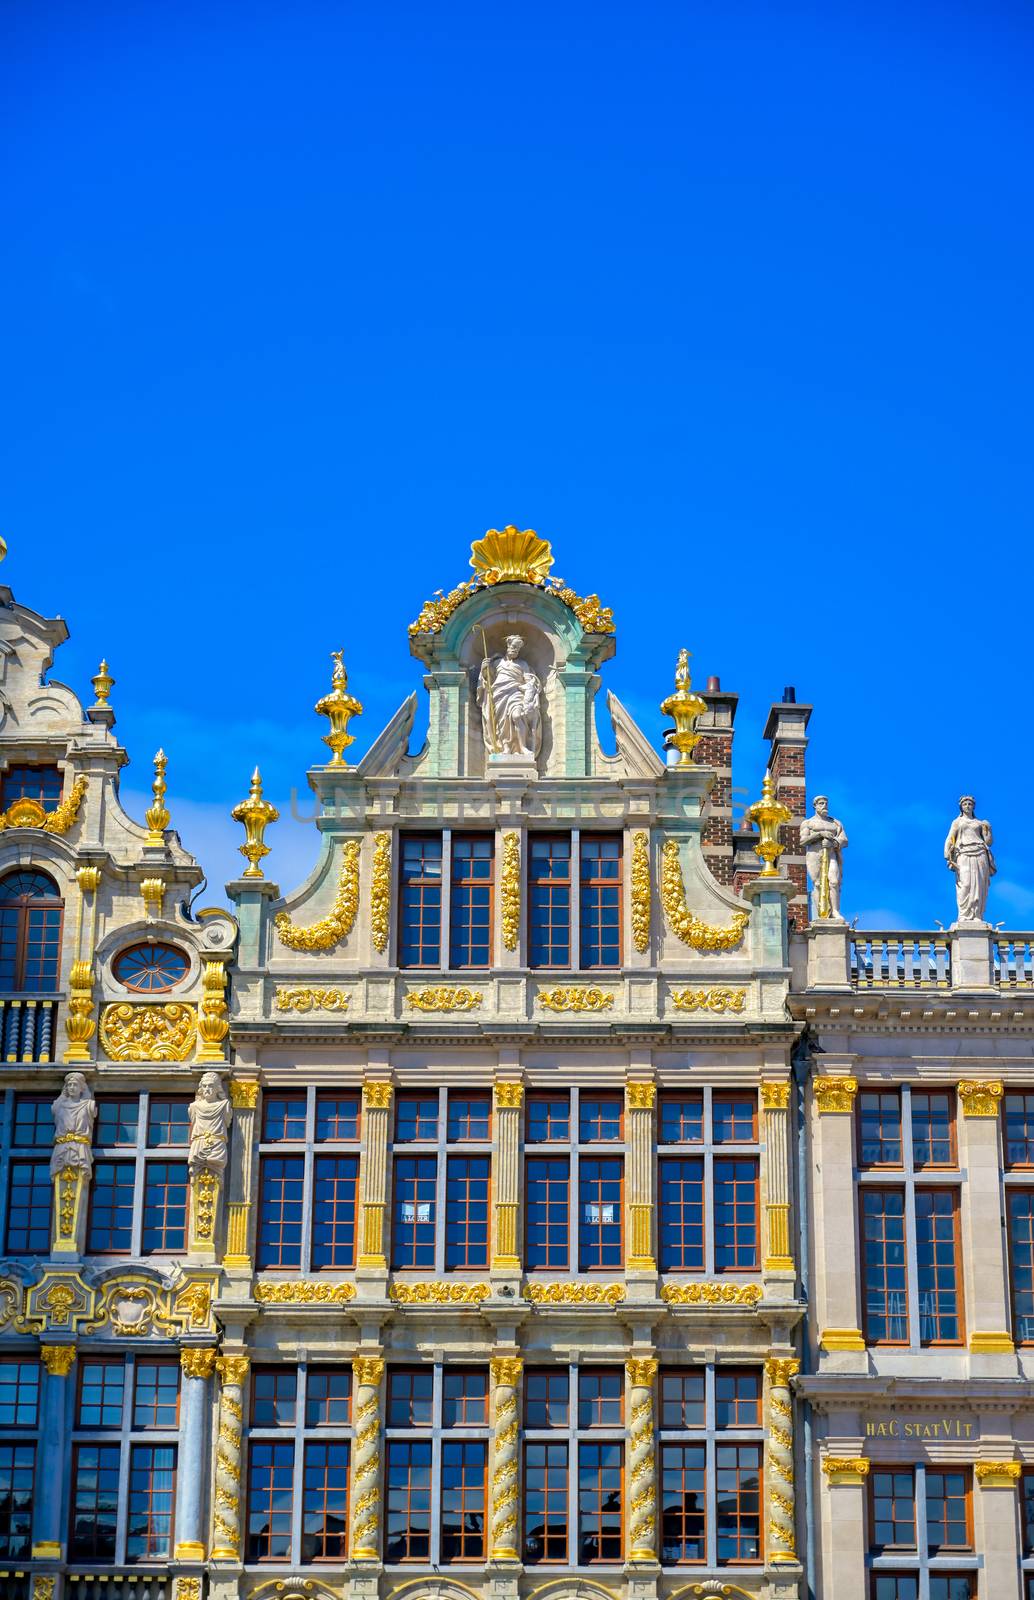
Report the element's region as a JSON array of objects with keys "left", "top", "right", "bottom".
[
  {"left": 631, "top": 829, "right": 651, "bottom": 952},
  {"left": 501, "top": 829, "right": 521, "bottom": 950},
  {"left": 0, "top": 772, "right": 88, "bottom": 834},
  {"left": 370, "top": 830, "right": 391, "bottom": 952}
]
